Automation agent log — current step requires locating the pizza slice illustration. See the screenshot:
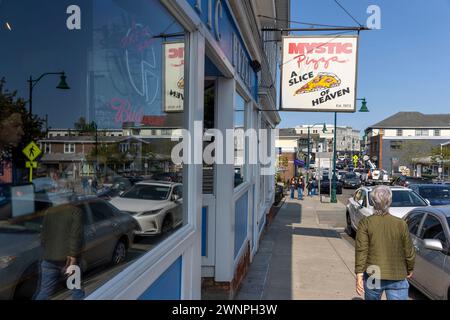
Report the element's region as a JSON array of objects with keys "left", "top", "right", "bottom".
[{"left": 294, "top": 73, "right": 341, "bottom": 95}]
